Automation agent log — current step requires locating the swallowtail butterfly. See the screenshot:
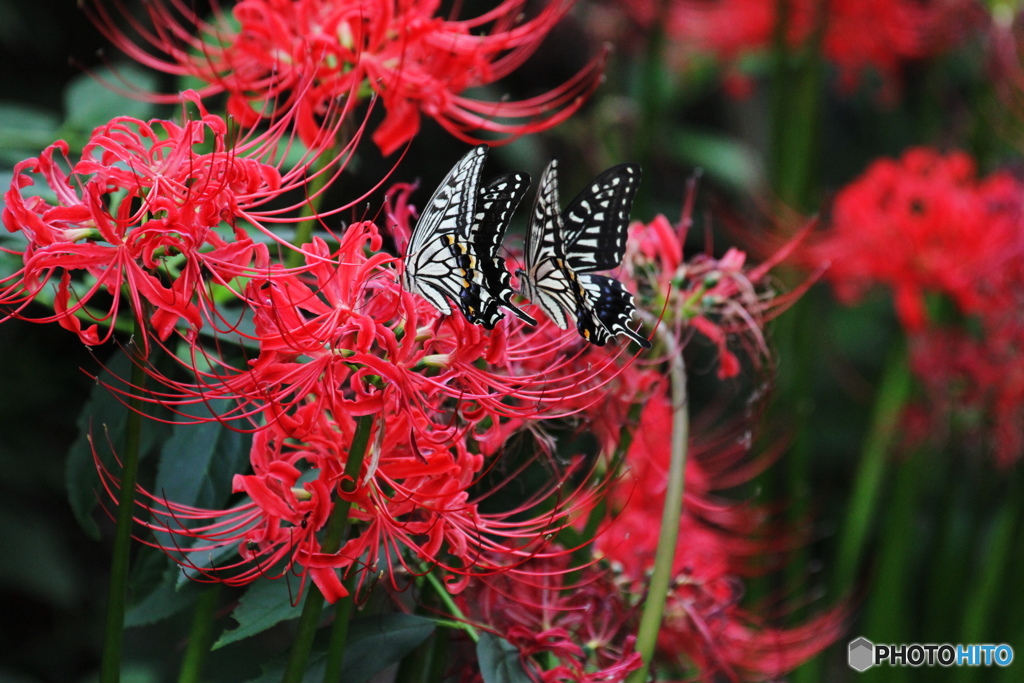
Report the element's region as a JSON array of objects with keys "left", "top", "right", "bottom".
[
  {"left": 402, "top": 145, "right": 536, "bottom": 328},
  {"left": 517, "top": 159, "right": 650, "bottom": 348}
]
